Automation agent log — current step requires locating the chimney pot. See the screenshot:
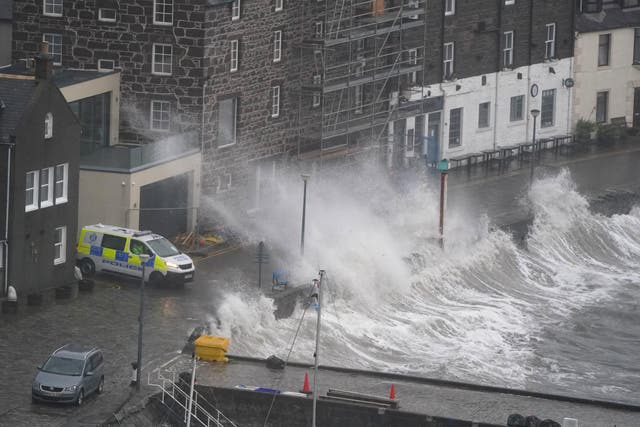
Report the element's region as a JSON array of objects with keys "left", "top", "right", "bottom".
[{"left": 35, "top": 42, "right": 53, "bottom": 80}]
